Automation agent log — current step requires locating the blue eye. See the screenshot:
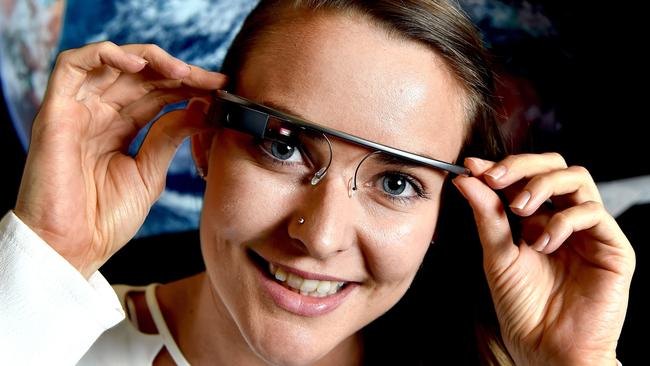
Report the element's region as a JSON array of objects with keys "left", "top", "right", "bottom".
[
  {"left": 377, "top": 173, "right": 424, "bottom": 200},
  {"left": 271, "top": 141, "right": 296, "bottom": 160},
  {"left": 260, "top": 139, "right": 306, "bottom": 164}
]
